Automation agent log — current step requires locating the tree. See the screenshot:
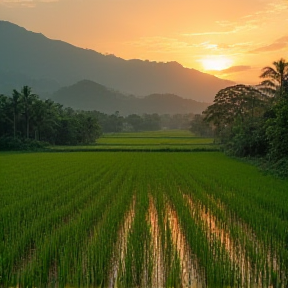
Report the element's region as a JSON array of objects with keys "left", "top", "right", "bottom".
[
  {"left": 1, "top": 86, "right": 104, "bottom": 148},
  {"left": 19, "top": 86, "right": 38, "bottom": 138},
  {"left": 75, "top": 113, "right": 101, "bottom": 144},
  {"left": 266, "top": 99, "right": 288, "bottom": 160},
  {"left": 203, "top": 84, "right": 269, "bottom": 155},
  {"left": 259, "top": 58, "right": 288, "bottom": 99},
  {"left": 11, "top": 90, "right": 21, "bottom": 138},
  {"left": 265, "top": 75, "right": 288, "bottom": 161},
  {"left": 203, "top": 84, "right": 267, "bottom": 136},
  {"left": 32, "top": 98, "right": 60, "bottom": 141},
  {"left": 125, "top": 114, "right": 143, "bottom": 131},
  {"left": 0, "top": 94, "right": 13, "bottom": 136},
  {"left": 100, "top": 111, "right": 123, "bottom": 133},
  {"left": 190, "top": 114, "right": 213, "bottom": 137},
  {"left": 142, "top": 113, "right": 161, "bottom": 131}
]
